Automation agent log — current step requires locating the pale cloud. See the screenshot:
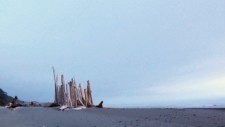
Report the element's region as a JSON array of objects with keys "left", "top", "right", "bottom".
[
  {"left": 148, "top": 76, "right": 225, "bottom": 100},
  {"left": 107, "top": 76, "right": 225, "bottom": 107}
]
